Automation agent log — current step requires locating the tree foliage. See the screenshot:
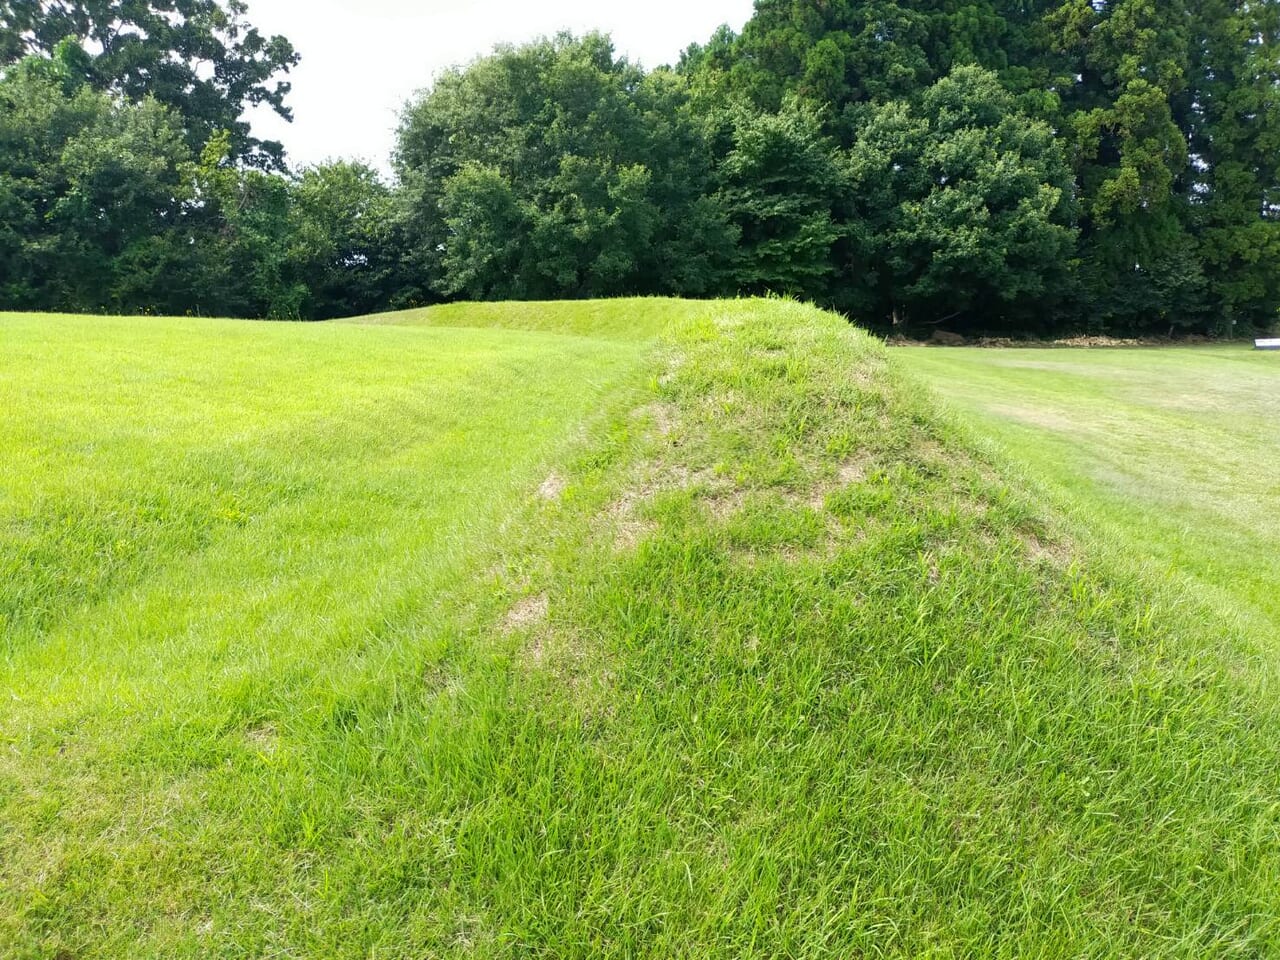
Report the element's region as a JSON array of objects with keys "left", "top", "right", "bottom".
[
  {"left": 0, "top": 0, "right": 298, "bottom": 168},
  {"left": 396, "top": 33, "right": 734, "bottom": 304},
  {"left": 714, "top": 103, "right": 844, "bottom": 300},
  {"left": 846, "top": 66, "right": 1077, "bottom": 333},
  {"left": 0, "top": 50, "right": 401, "bottom": 319},
  {"left": 675, "top": 0, "right": 1280, "bottom": 335},
  {"left": 0, "top": 53, "right": 191, "bottom": 310},
  {"left": 5, "top": 2, "right": 1280, "bottom": 336}
]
